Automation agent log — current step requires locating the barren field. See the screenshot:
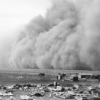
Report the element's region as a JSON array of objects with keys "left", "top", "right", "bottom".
[{"left": 0, "top": 70, "right": 99, "bottom": 100}]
